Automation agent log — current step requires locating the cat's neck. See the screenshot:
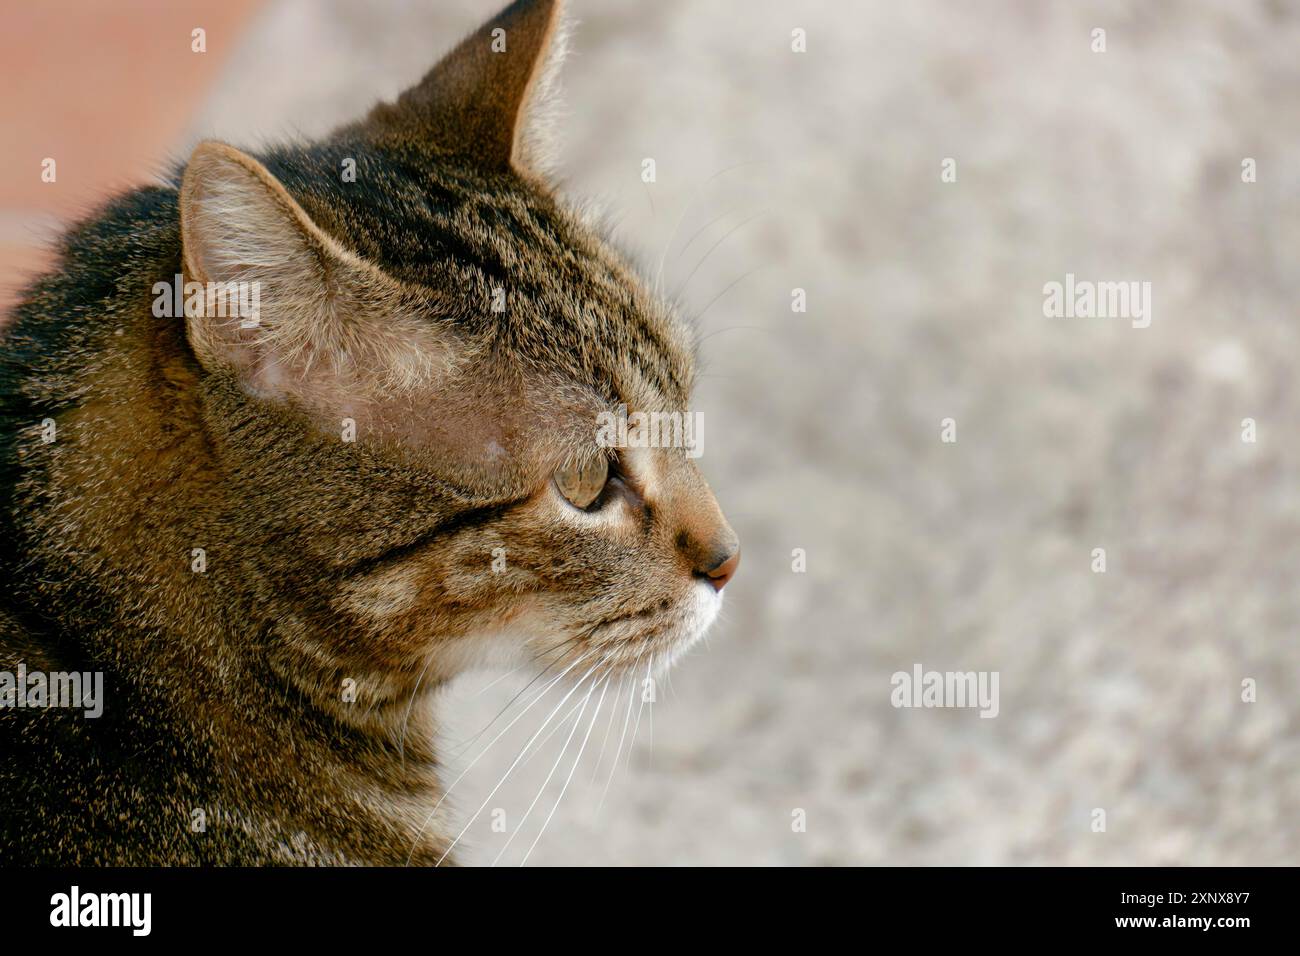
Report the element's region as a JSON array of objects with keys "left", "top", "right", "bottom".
[{"left": 6, "top": 303, "right": 456, "bottom": 853}]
